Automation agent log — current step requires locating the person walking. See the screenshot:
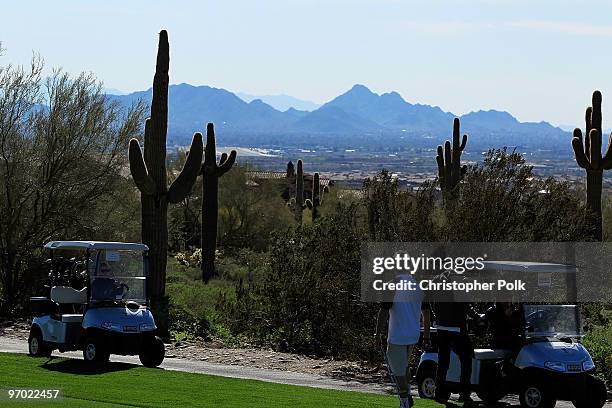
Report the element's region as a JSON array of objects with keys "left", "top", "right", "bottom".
[
  {"left": 423, "top": 272, "right": 481, "bottom": 406},
  {"left": 376, "top": 273, "right": 427, "bottom": 408}
]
